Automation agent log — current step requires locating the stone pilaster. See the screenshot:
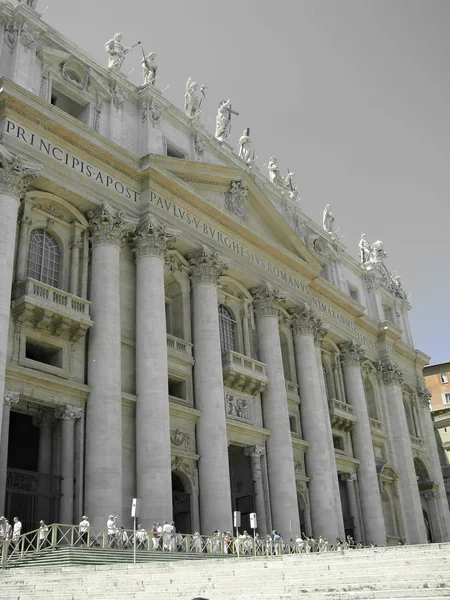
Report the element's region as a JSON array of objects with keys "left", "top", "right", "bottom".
[
  {"left": 133, "top": 218, "right": 177, "bottom": 527},
  {"left": 0, "top": 391, "right": 20, "bottom": 512},
  {"left": 377, "top": 360, "right": 427, "bottom": 543},
  {"left": 290, "top": 304, "right": 339, "bottom": 541},
  {"left": 244, "top": 445, "right": 267, "bottom": 535},
  {"left": 0, "top": 147, "right": 40, "bottom": 466},
  {"left": 85, "top": 203, "right": 134, "bottom": 527},
  {"left": 416, "top": 386, "right": 450, "bottom": 541},
  {"left": 252, "top": 284, "right": 299, "bottom": 539},
  {"left": 340, "top": 341, "right": 386, "bottom": 546},
  {"left": 341, "top": 473, "right": 363, "bottom": 542},
  {"left": 189, "top": 246, "right": 232, "bottom": 533},
  {"left": 56, "top": 405, "right": 83, "bottom": 525}
]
